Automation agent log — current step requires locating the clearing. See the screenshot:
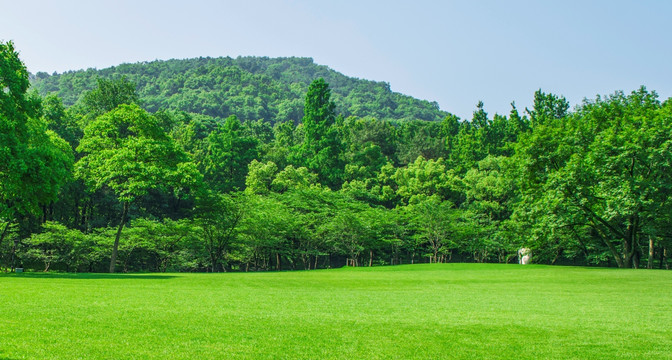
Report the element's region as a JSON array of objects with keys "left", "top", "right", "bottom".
[{"left": 1, "top": 264, "right": 671, "bottom": 359}]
